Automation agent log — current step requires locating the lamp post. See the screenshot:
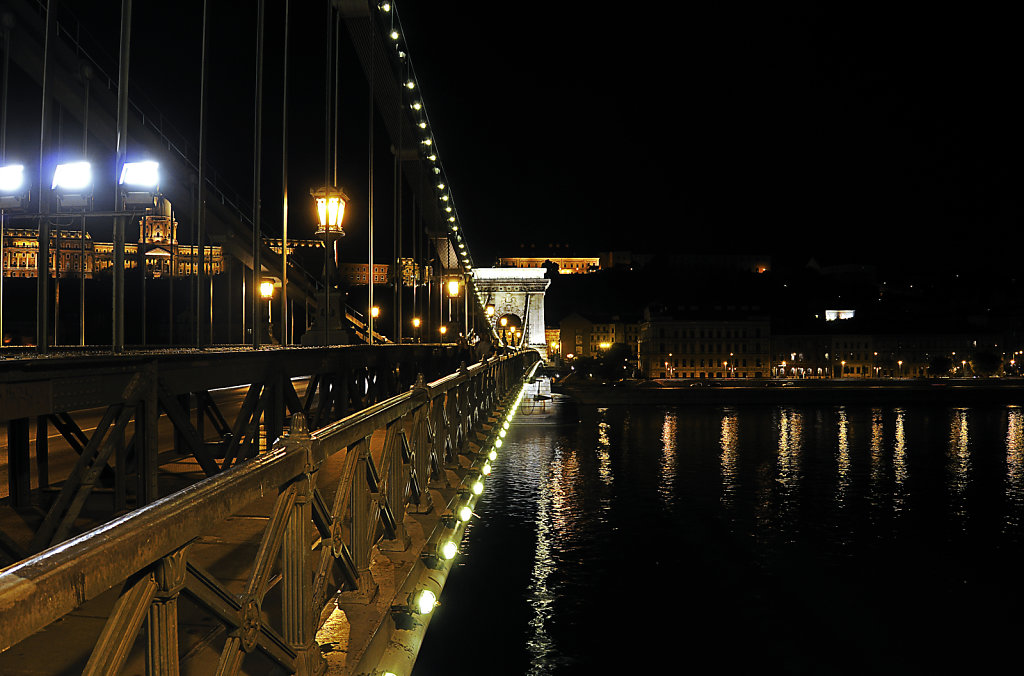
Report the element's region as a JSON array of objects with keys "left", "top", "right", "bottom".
[
  {"left": 412, "top": 316, "right": 420, "bottom": 343},
  {"left": 446, "top": 276, "right": 461, "bottom": 335},
  {"left": 301, "top": 185, "right": 350, "bottom": 345},
  {"left": 260, "top": 279, "right": 277, "bottom": 344}
]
